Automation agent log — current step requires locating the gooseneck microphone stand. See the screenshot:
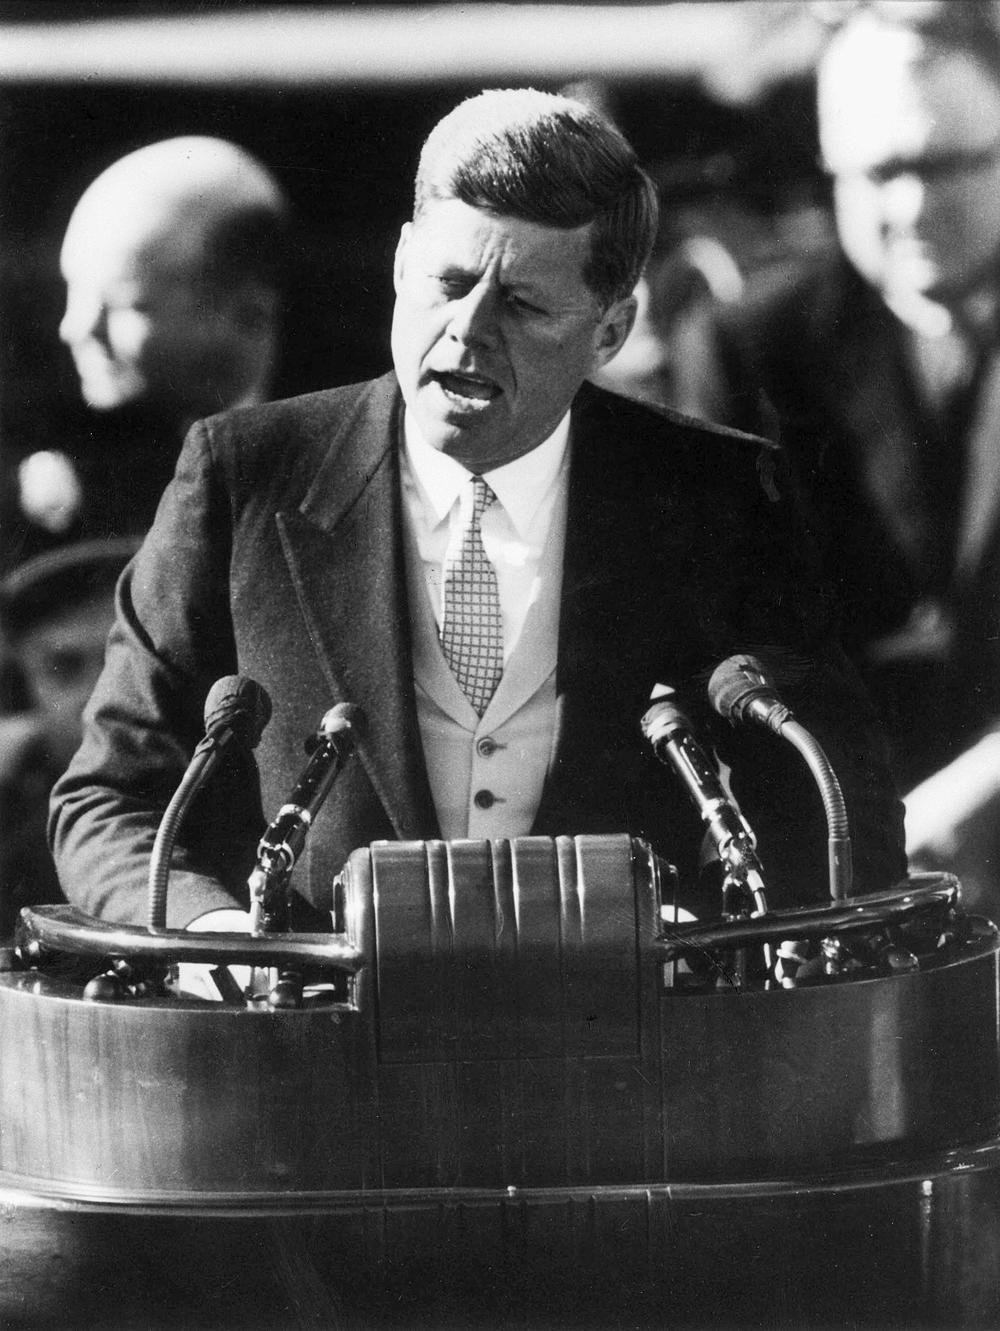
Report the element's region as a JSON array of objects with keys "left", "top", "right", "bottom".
[{"left": 148, "top": 676, "right": 272, "bottom": 930}]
